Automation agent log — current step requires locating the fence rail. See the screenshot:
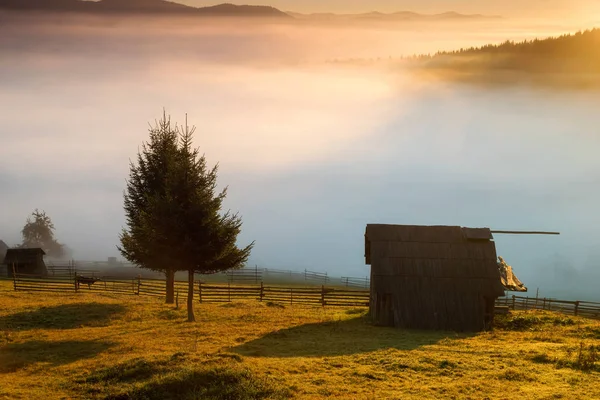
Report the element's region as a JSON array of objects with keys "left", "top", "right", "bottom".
[
  {"left": 303, "top": 269, "right": 329, "bottom": 284},
  {"left": 341, "top": 276, "right": 370, "bottom": 289},
  {"left": 496, "top": 295, "right": 600, "bottom": 319},
  {"left": 225, "top": 266, "right": 262, "bottom": 283},
  {"left": 14, "top": 260, "right": 366, "bottom": 286},
  {"left": 10, "top": 274, "right": 369, "bottom": 307}
]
